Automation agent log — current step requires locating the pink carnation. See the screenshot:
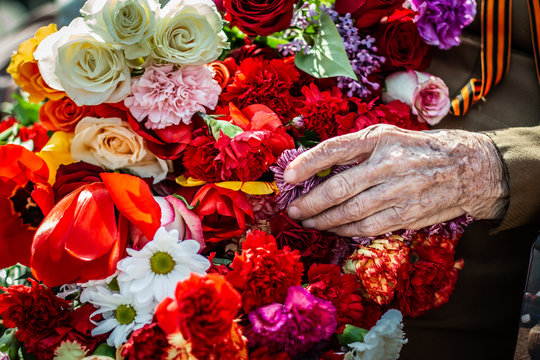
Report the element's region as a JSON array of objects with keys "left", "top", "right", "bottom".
[{"left": 125, "top": 64, "right": 221, "bottom": 130}]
